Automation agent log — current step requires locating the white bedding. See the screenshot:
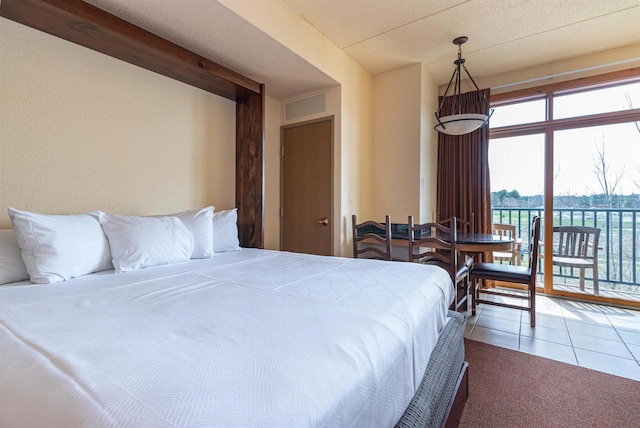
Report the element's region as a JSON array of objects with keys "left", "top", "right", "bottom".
[{"left": 0, "top": 249, "right": 454, "bottom": 427}]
